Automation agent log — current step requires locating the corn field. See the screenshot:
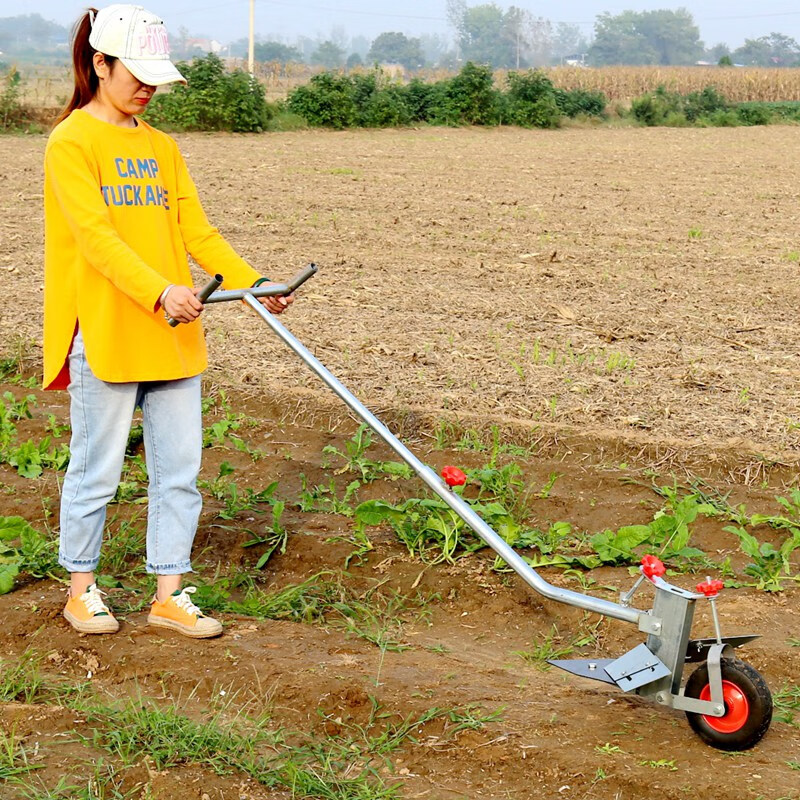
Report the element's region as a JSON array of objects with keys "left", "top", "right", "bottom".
[
  {"left": 16, "top": 62, "right": 800, "bottom": 109},
  {"left": 253, "top": 63, "right": 800, "bottom": 104},
  {"left": 530, "top": 66, "right": 800, "bottom": 103}
]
